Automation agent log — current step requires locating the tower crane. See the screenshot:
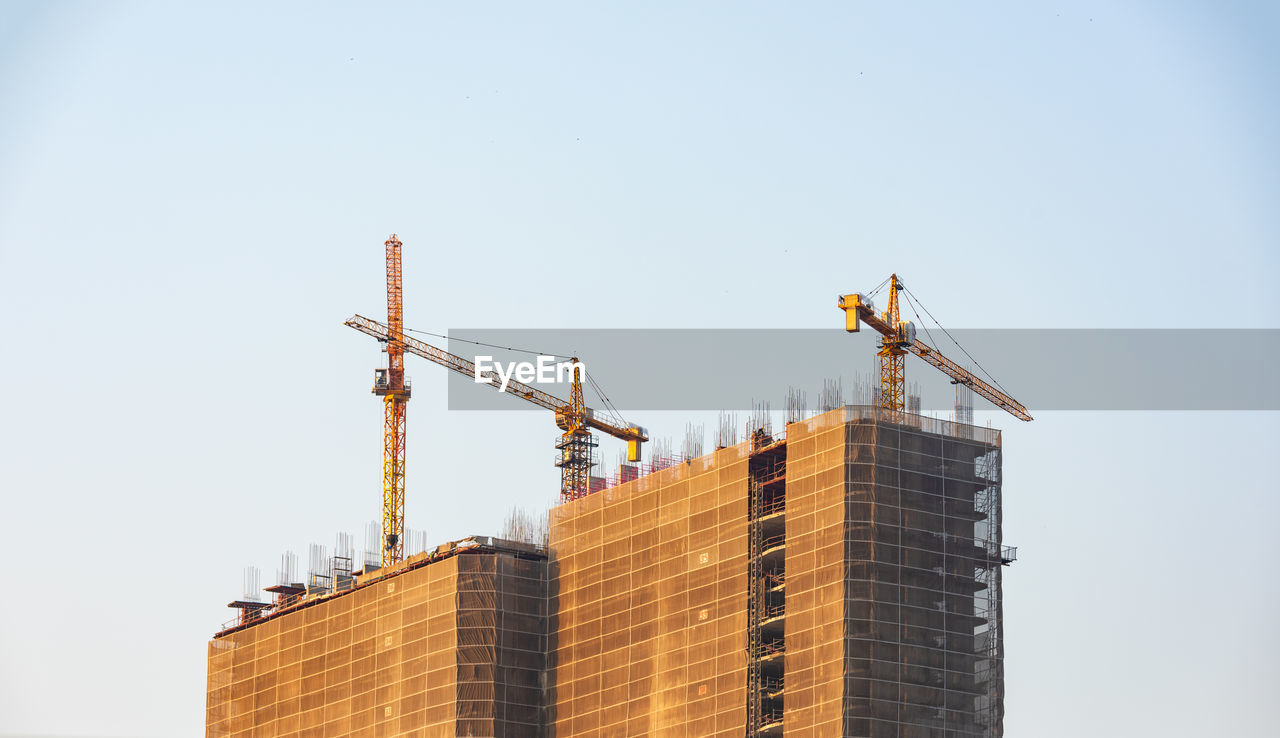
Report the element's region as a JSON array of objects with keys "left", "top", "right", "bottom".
[
  {"left": 837, "top": 274, "right": 1033, "bottom": 422},
  {"left": 346, "top": 314, "right": 649, "bottom": 504},
  {"left": 372, "top": 235, "right": 410, "bottom": 566}
]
